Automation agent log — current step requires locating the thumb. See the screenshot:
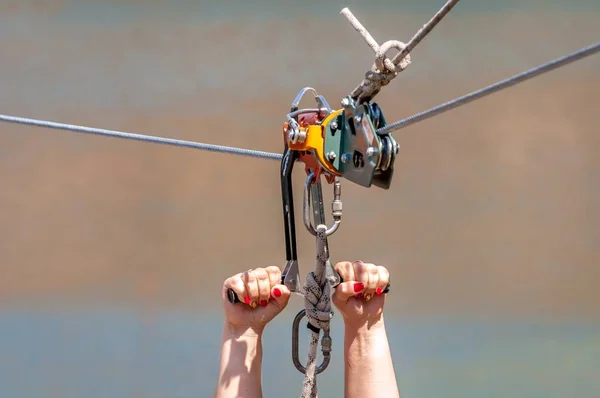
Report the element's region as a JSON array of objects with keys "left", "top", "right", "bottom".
[
  {"left": 270, "top": 284, "right": 291, "bottom": 310},
  {"left": 332, "top": 281, "right": 364, "bottom": 306}
]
